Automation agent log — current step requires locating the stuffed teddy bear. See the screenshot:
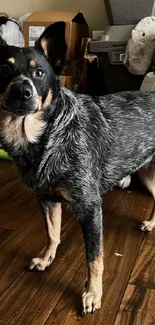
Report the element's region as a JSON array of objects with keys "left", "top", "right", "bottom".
[{"left": 124, "top": 16, "right": 155, "bottom": 75}]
